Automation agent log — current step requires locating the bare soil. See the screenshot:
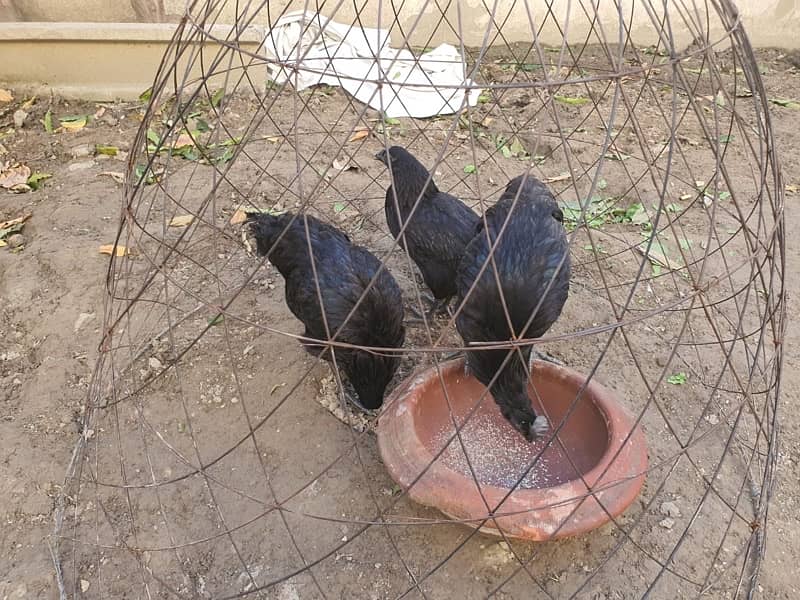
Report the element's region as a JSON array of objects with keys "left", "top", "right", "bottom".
[{"left": 0, "top": 46, "right": 798, "bottom": 599}]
